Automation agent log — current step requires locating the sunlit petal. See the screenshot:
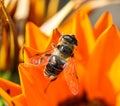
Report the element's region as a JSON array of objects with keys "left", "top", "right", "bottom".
[
  {"left": 108, "top": 49, "right": 120, "bottom": 93},
  {"left": 85, "top": 25, "right": 120, "bottom": 105},
  {"left": 94, "top": 12, "right": 113, "bottom": 39},
  {"left": 12, "top": 94, "right": 27, "bottom": 106},
  {"left": 25, "top": 22, "right": 49, "bottom": 52},
  {"left": 18, "top": 63, "right": 51, "bottom": 106},
  {"left": 75, "top": 12, "right": 95, "bottom": 62}
]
